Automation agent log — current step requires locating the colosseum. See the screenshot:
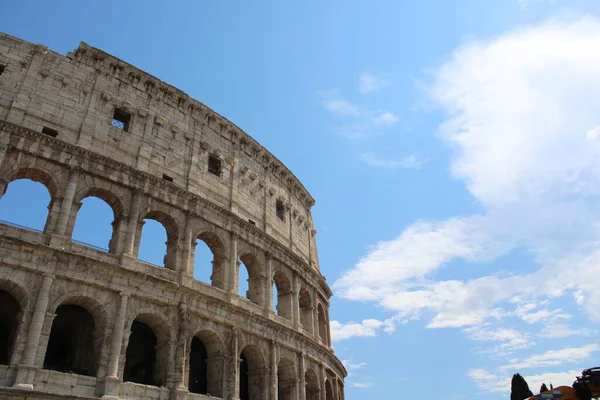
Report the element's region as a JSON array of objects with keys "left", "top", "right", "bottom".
[{"left": 0, "top": 33, "right": 346, "bottom": 400}]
